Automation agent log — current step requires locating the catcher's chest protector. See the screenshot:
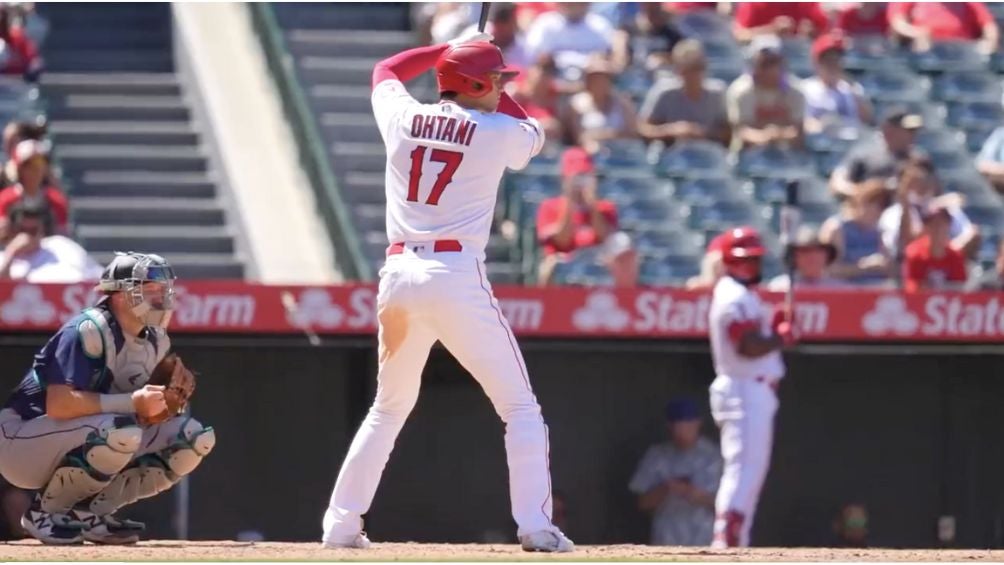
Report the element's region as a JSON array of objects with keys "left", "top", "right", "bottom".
[{"left": 78, "top": 307, "right": 172, "bottom": 394}]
